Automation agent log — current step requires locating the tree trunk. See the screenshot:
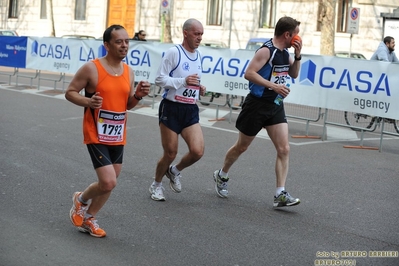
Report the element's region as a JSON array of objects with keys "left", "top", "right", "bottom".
[
  {"left": 49, "top": 0, "right": 56, "bottom": 37},
  {"left": 162, "top": 11, "right": 172, "bottom": 43},
  {"left": 319, "top": 0, "right": 337, "bottom": 55}
]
